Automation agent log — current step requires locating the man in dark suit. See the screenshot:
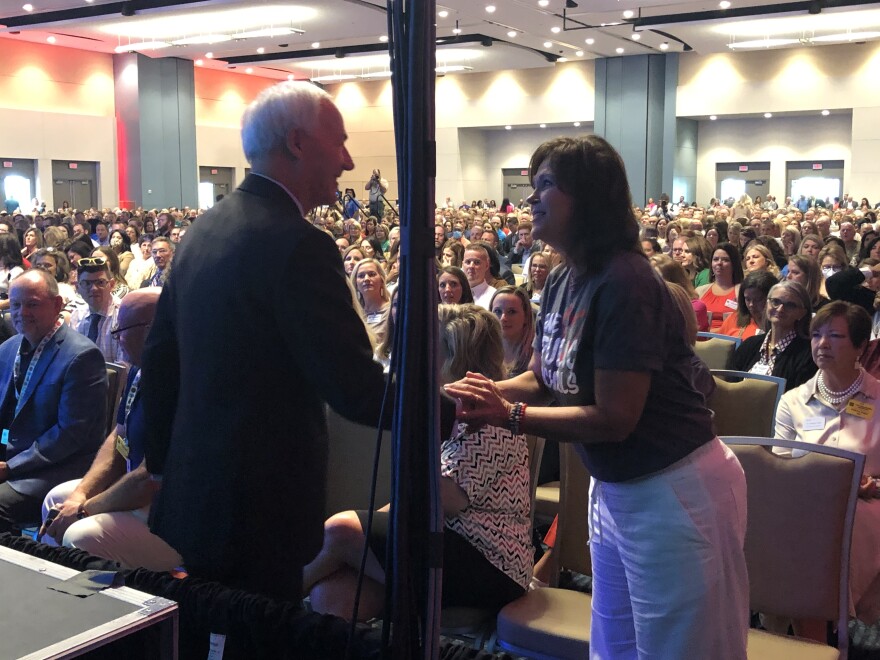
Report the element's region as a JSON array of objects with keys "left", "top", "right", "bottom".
[
  {"left": 141, "top": 82, "right": 389, "bottom": 601},
  {"left": 0, "top": 269, "right": 107, "bottom": 532}
]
